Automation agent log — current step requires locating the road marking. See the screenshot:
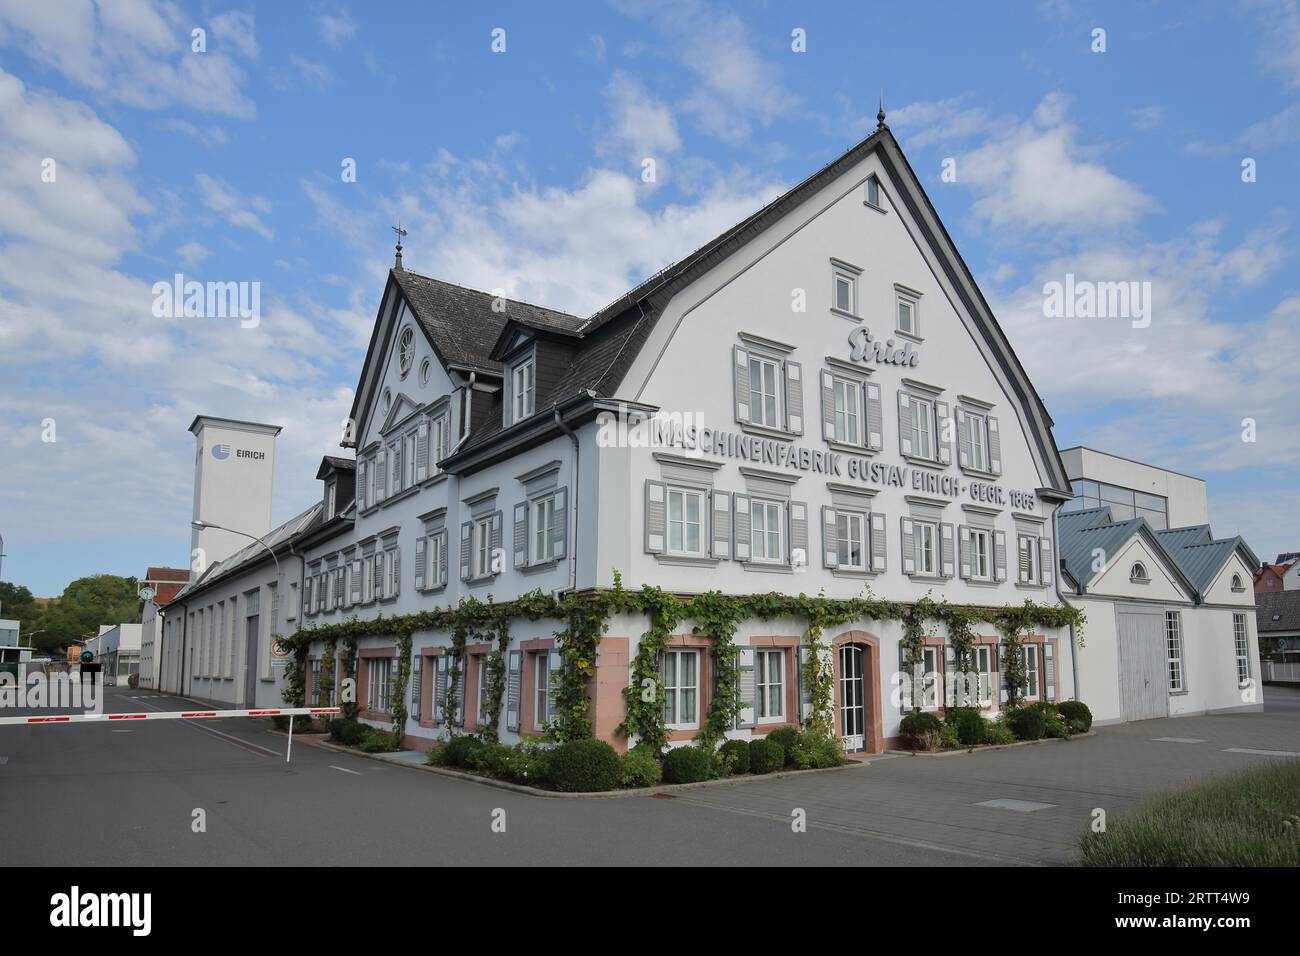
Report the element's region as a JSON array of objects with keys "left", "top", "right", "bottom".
[
  {"left": 975, "top": 798, "right": 1056, "bottom": 812},
  {"left": 131, "top": 696, "right": 281, "bottom": 758},
  {"left": 330, "top": 765, "right": 361, "bottom": 775},
  {"left": 1223, "top": 747, "right": 1300, "bottom": 757},
  {"left": 1153, "top": 737, "right": 1207, "bottom": 744}
]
